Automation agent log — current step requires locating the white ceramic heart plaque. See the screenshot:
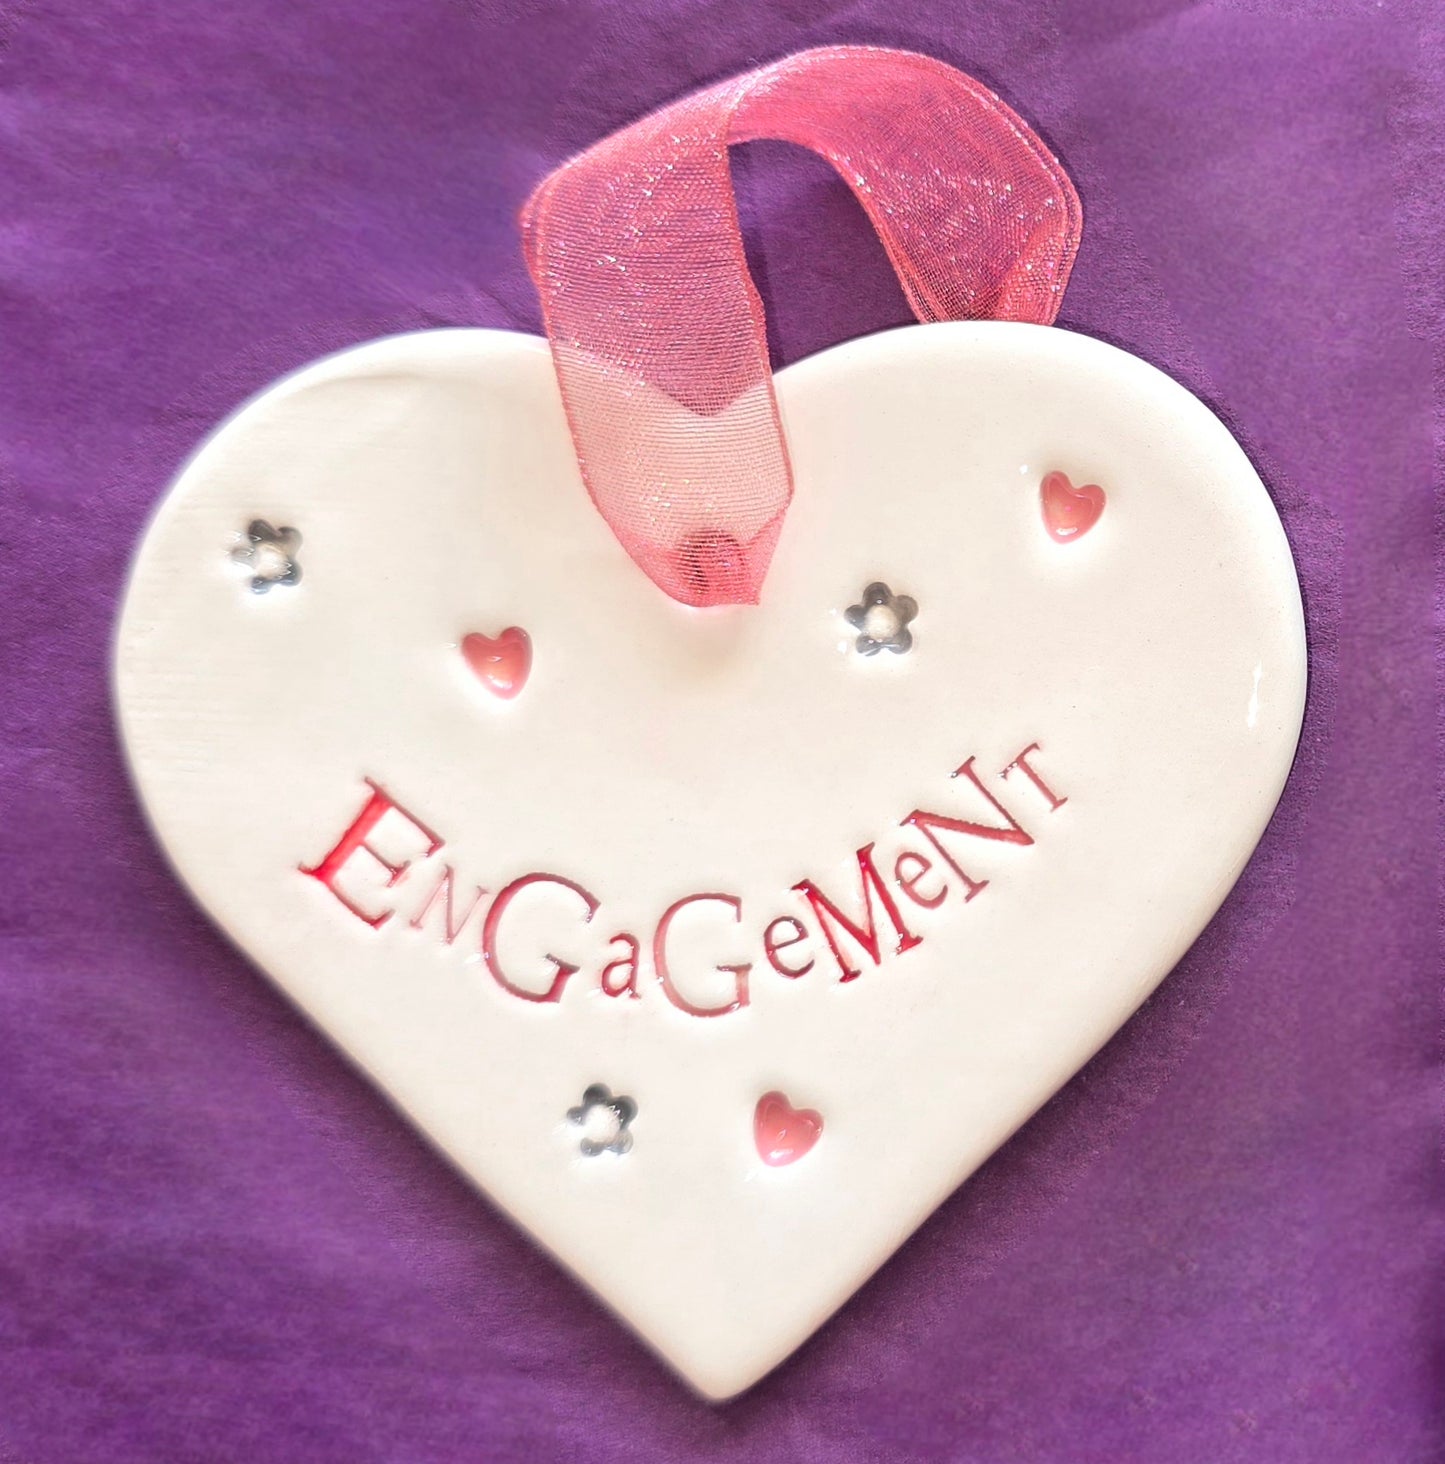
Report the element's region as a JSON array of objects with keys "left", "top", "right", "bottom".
[{"left": 115, "top": 320, "right": 1305, "bottom": 1398}]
